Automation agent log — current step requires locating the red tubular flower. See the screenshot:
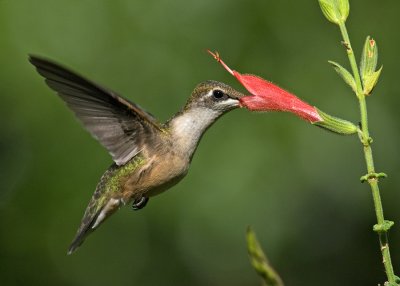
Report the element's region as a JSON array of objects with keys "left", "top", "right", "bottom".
[{"left": 207, "top": 50, "right": 322, "bottom": 123}]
